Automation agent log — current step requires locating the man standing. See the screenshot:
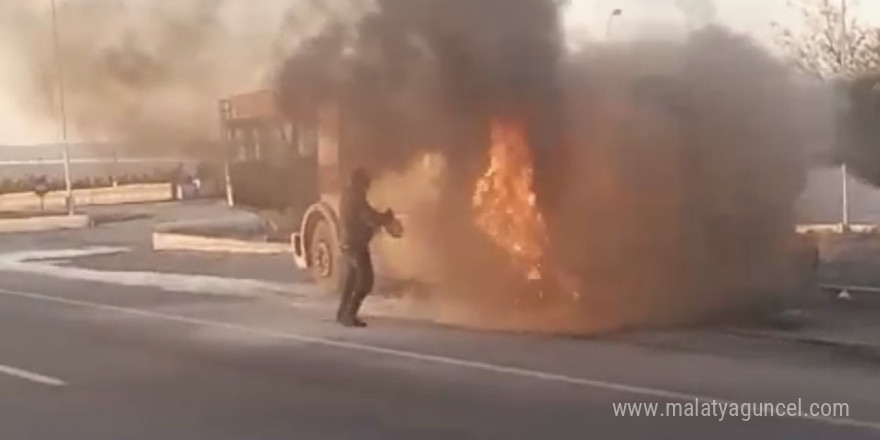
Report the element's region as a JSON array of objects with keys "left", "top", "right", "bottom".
[{"left": 336, "top": 168, "right": 400, "bottom": 327}]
